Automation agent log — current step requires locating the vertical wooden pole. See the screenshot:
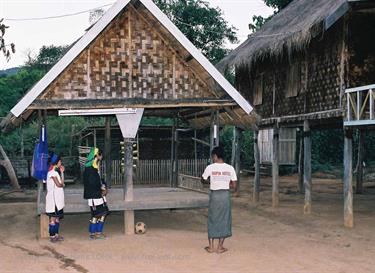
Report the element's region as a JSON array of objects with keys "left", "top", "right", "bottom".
[
  {"left": 42, "top": 110, "right": 47, "bottom": 190},
  {"left": 93, "top": 128, "right": 97, "bottom": 147},
  {"left": 43, "top": 109, "right": 47, "bottom": 127},
  {"left": 123, "top": 139, "right": 134, "bottom": 235},
  {"left": 174, "top": 126, "right": 179, "bottom": 187},
  {"left": 210, "top": 110, "right": 219, "bottom": 161},
  {"left": 272, "top": 125, "right": 279, "bottom": 208},
  {"left": 234, "top": 128, "right": 241, "bottom": 196},
  {"left": 38, "top": 182, "right": 49, "bottom": 238},
  {"left": 39, "top": 214, "right": 49, "bottom": 239},
  {"left": 20, "top": 120, "right": 24, "bottom": 157},
  {"left": 253, "top": 130, "right": 260, "bottom": 203},
  {"left": 170, "top": 122, "right": 175, "bottom": 186},
  {"left": 344, "top": 128, "right": 354, "bottom": 228},
  {"left": 69, "top": 125, "right": 75, "bottom": 156},
  {"left": 344, "top": 128, "right": 354, "bottom": 227},
  {"left": 209, "top": 111, "right": 214, "bottom": 157},
  {"left": 214, "top": 110, "right": 219, "bottom": 147},
  {"left": 105, "top": 117, "right": 112, "bottom": 187},
  {"left": 356, "top": 129, "right": 364, "bottom": 194},
  {"left": 231, "top": 127, "right": 237, "bottom": 167},
  {"left": 298, "top": 128, "right": 304, "bottom": 193},
  {"left": 194, "top": 129, "right": 198, "bottom": 177},
  {"left": 303, "top": 120, "right": 312, "bottom": 214},
  {"left": 38, "top": 110, "right": 42, "bottom": 126}
]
